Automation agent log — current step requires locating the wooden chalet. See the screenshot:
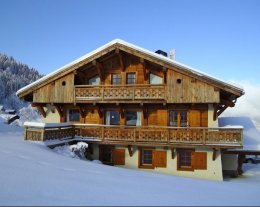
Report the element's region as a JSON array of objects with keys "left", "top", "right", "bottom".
[{"left": 17, "top": 39, "right": 244, "bottom": 180}]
